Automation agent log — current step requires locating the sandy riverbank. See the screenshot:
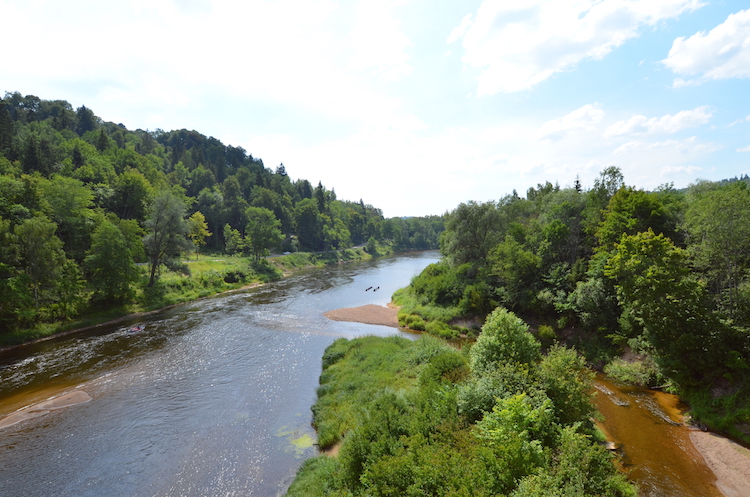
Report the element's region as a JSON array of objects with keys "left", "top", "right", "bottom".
[
  {"left": 691, "top": 431, "right": 750, "bottom": 497},
  {"left": 323, "top": 304, "right": 401, "bottom": 328}
]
